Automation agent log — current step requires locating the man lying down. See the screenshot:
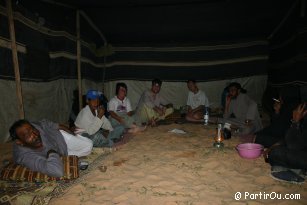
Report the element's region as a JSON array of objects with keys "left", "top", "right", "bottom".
[{"left": 9, "top": 119, "right": 93, "bottom": 177}]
